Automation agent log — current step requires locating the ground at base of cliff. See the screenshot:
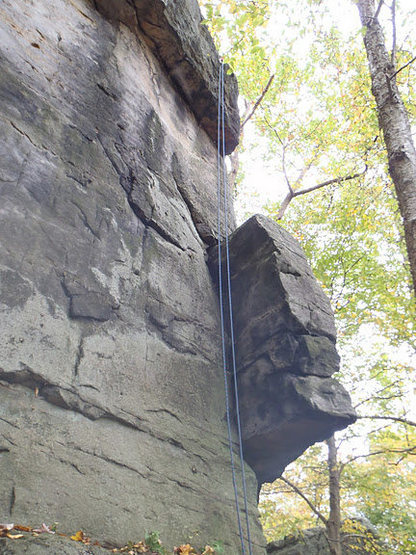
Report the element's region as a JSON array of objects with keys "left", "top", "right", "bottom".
[{"left": 0, "top": 525, "right": 219, "bottom": 555}]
